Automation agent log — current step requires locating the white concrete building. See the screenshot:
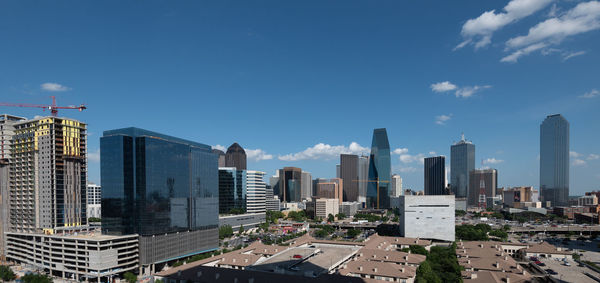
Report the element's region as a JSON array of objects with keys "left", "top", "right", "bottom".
[
  {"left": 301, "top": 171, "right": 312, "bottom": 200},
  {"left": 398, "top": 195, "right": 455, "bottom": 242},
  {"left": 391, "top": 174, "right": 403, "bottom": 197},
  {"left": 246, "top": 170, "right": 266, "bottom": 213},
  {"left": 315, "top": 198, "right": 339, "bottom": 220},
  {"left": 87, "top": 183, "right": 101, "bottom": 219}
]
